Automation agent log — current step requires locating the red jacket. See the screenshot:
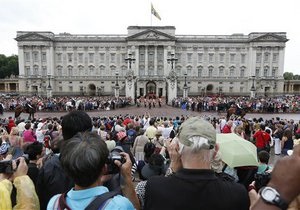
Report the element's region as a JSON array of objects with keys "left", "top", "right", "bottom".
[
  {"left": 7, "top": 119, "right": 16, "bottom": 133},
  {"left": 253, "top": 130, "right": 270, "bottom": 149},
  {"left": 222, "top": 124, "right": 232, "bottom": 133}
]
